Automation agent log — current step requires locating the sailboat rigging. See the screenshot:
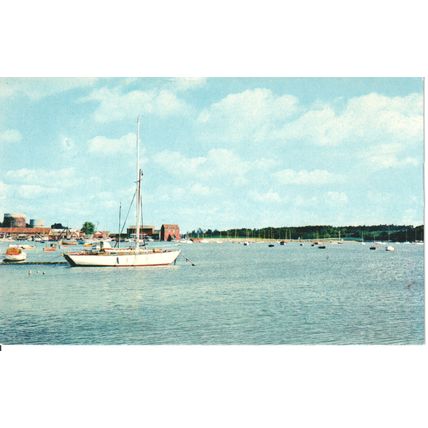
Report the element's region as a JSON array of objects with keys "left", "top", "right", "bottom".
[{"left": 63, "top": 116, "right": 181, "bottom": 267}]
